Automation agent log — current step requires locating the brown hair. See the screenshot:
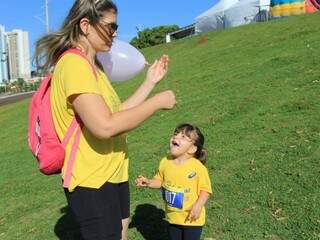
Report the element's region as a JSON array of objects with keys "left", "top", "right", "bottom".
[
  {"left": 174, "top": 123, "right": 208, "bottom": 165},
  {"left": 34, "top": 0, "right": 117, "bottom": 72}
]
